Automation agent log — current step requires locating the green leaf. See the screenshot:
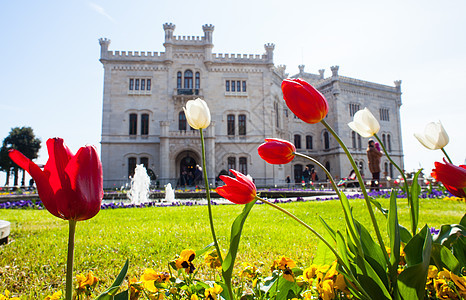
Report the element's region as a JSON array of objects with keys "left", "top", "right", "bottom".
[
  {"left": 114, "top": 290, "right": 129, "bottom": 300},
  {"left": 409, "top": 169, "right": 422, "bottom": 234},
  {"left": 195, "top": 242, "right": 215, "bottom": 258},
  {"left": 398, "top": 226, "right": 432, "bottom": 300},
  {"left": 319, "top": 216, "right": 336, "bottom": 241},
  {"left": 221, "top": 201, "right": 255, "bottom": 291},
  {"left": 354, "top": 253, "right": 391, "bottom": 300},
  {"left": 335, "top": 231, "right": 350, "bottom": 272},
  {"left": 95, "top": 259, "right": 129, "bottom": 300},
  {"left": 369, "top": 197, "right": 389, "bottom": 216},
  {"left": 388, "top": 189, "right": 400, "bottom": 288},
  {"left": 276, "top": 277, "right": 297, "bottom": 300},
  {"left": 431, "top": 243, "right": 460, "bottom": 274},
  {"left": 432, "top": 223, "right": 466, "bottom": 248},
  {"left": 339, "top": 192, "right": 361, "bottom": 249},
  {"left": 399, "top": 224, "right": 412, "bottom": 244},
  {"left": 354, "top": 220, "right": 388, "bottom": 290},
  {"left": 452, "top": 235, "right": 466, "bottom": 271},
  {"left": 460, "top": 213, "right": 466, "bottom": 227}
]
